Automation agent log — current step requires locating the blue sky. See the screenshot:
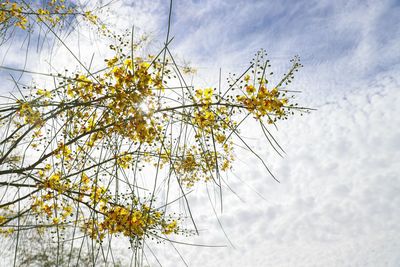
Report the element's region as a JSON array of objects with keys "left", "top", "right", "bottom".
[
  {"left": 1, "top": 0, "right": 400, "bottom": 266},
  {"left": 104, "top": 0, "right": 400, "bottom": 108}
]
